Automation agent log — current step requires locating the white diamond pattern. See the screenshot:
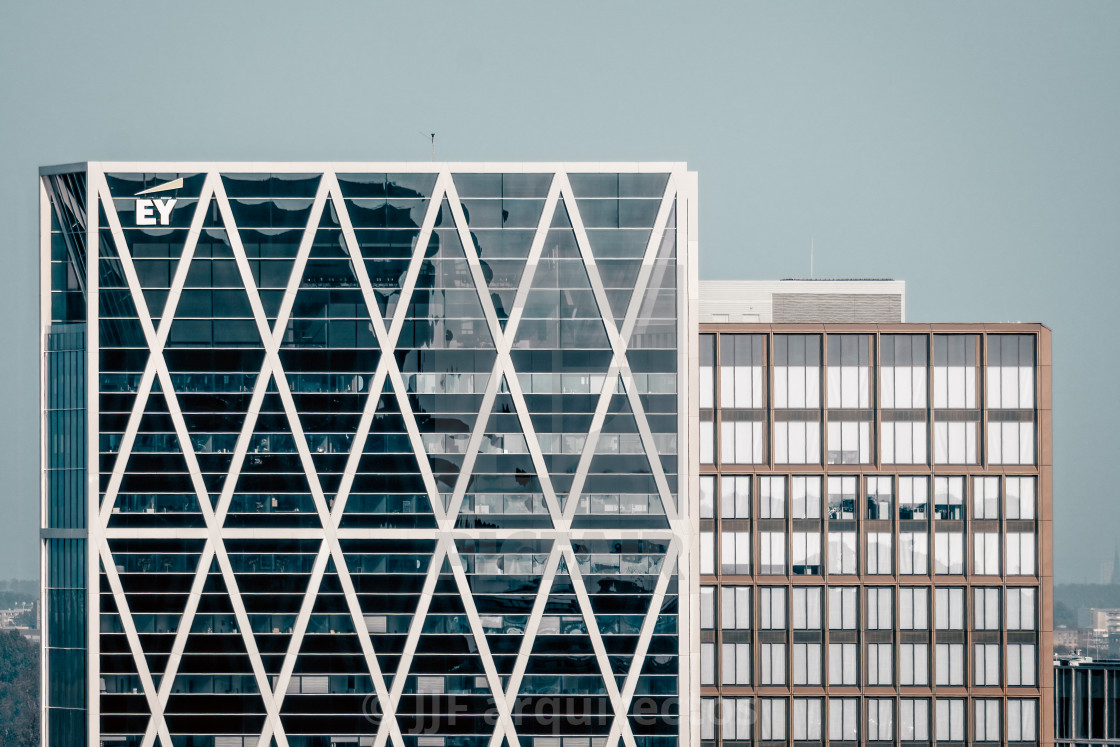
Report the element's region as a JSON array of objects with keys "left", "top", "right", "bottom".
[{"left": 93, "top": 168, "right": 690, "bottom": 747}]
